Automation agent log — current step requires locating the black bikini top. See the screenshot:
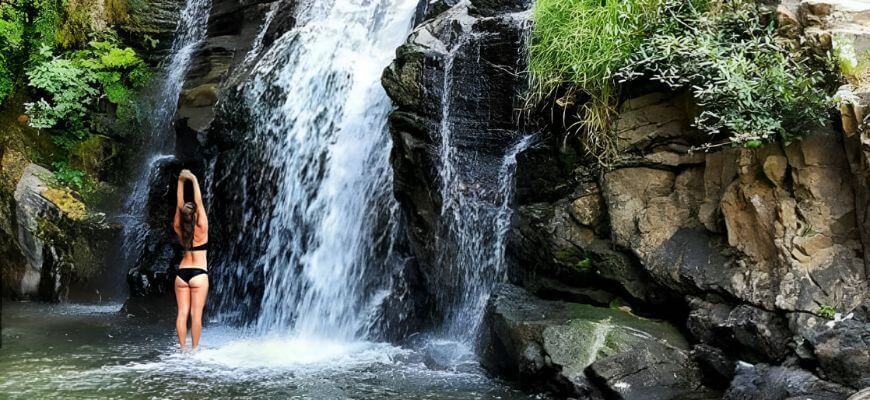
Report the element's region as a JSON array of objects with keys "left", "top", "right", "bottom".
[{"left": 179, "top": 242, "right": 209, "bottom": 252}]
